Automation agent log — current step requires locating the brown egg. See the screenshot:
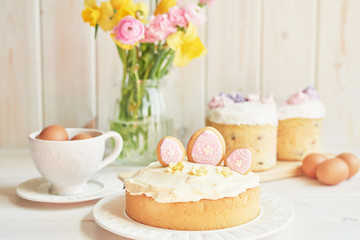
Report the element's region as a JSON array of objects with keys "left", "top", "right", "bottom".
[
  {"left": 37, "top": 125, "right": 69, "bottom": 141},
  {"left": 337, "top": 153, "right": 359, "bottom": 179},
  {"left": 71, "top": 134, "right": 92, "bottom": 141},
  {"left": 302, "top": 153, "right": 327, "bottom": 178},
  {"left": 316, "top": 158, "right": 349, "bottom": 185}
]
